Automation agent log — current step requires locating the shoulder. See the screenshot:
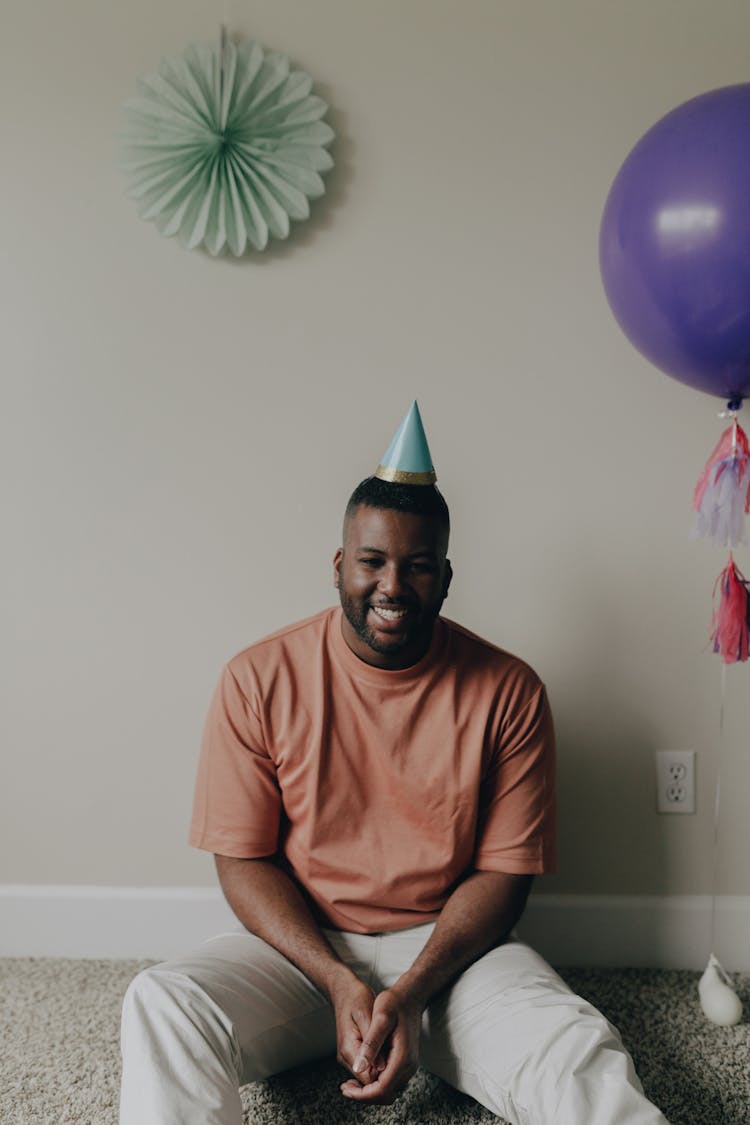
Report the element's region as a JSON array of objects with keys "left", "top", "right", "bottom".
[
  {"left": 231, "top": 607, "right": 334, "bottom": 660},
  {"left": 440, "top": 617, "right": 546, "bottom": 706},
  {"left": 225, "top": 607, "right": 335, "bottom": 692},
  {"left": 443, "top": 621, "right": 541, "bottom": 679}
]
